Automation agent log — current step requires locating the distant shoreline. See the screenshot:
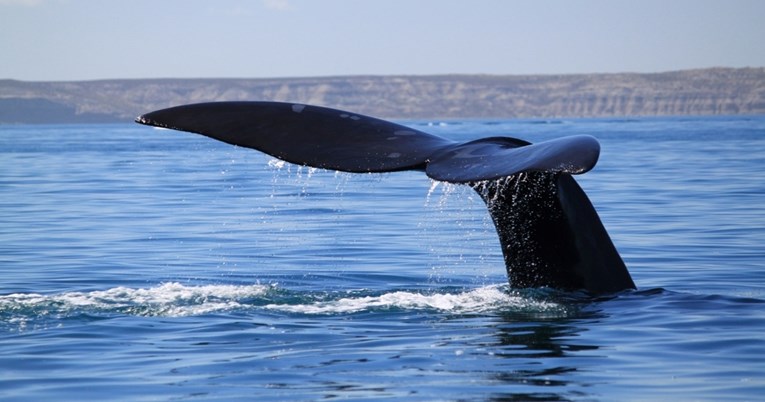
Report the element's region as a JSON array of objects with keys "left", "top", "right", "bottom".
[{"left": 2, "top": 67, "right": 764, "bottom": 124}]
